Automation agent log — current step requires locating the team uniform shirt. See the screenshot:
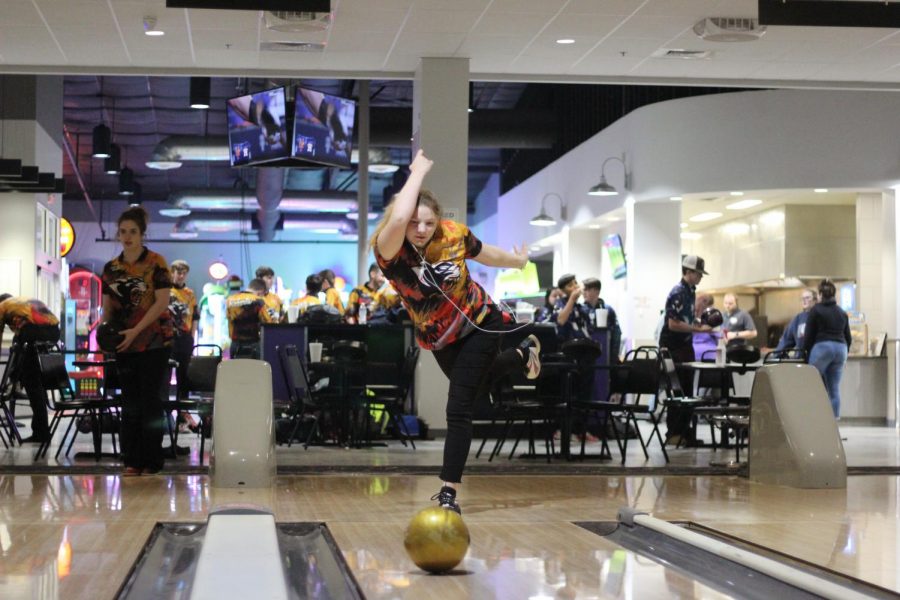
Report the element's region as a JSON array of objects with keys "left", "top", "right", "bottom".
[
  {"left": 290, "top": 294, "right": 322, "bottom": 315},
  {"left": 374, "top": 284, "right": 402, "bottom": 311},
  {"left": 551, "top": 297, "right": 592, "bottom": 342},
  {"left": 169, "top": 284, "right": 199, "bottom": 337},
  {"left": 0, "top": 297, "right": 59, "bottom": 337},
  {"left": 376, "top": 220, "right": 499, "bottom": 351},
  {"left": 263, "top": 291, "right": 283, "bottom": 323},
  {"left": 323, "top": 287, "right": 345, "bottom": 315},
  {"left": 534, "top": 306, "right": 554, "bottom": 323},
  {"left": 226, "top": 291, "right": 276, "bottom": 342},
  {"left": 346, "top": 283, "right": 379, "bottom": 318},
  {"left": 659, "top": 279, "right": 696, "bottom": 352},
  {"left": 101, "top": 248, "right": 174, "bottom": 353}
]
